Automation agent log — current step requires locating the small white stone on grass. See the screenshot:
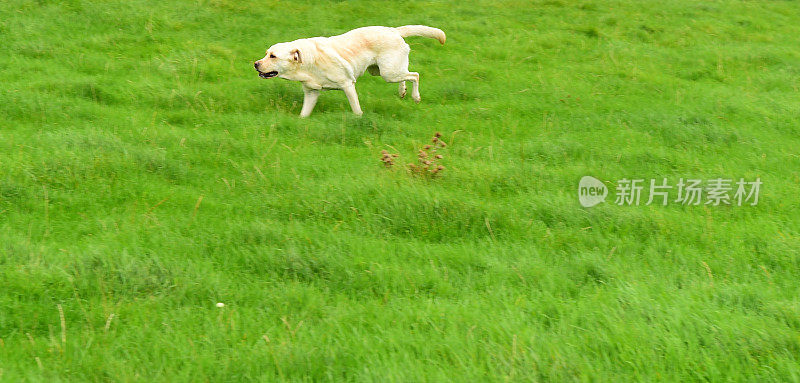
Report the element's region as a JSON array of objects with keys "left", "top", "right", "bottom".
[{"left": 216, "top": 302, "right": 225, "bottom": 308}]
